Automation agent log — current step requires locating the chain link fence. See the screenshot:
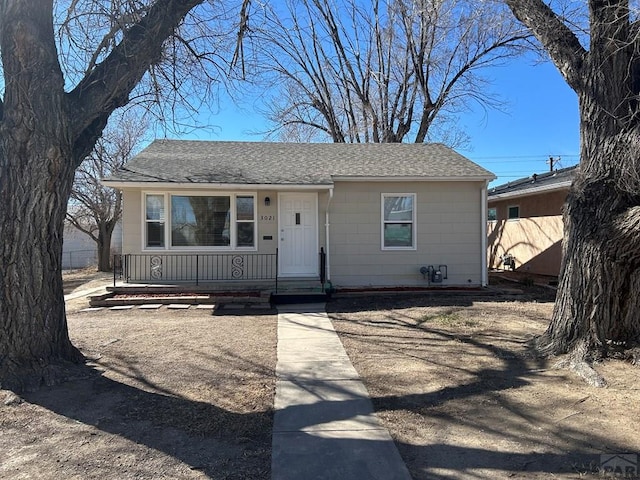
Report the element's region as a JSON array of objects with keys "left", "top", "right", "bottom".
[{"left": 62, "top": 249, "right": 97, "bottom": 271}]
